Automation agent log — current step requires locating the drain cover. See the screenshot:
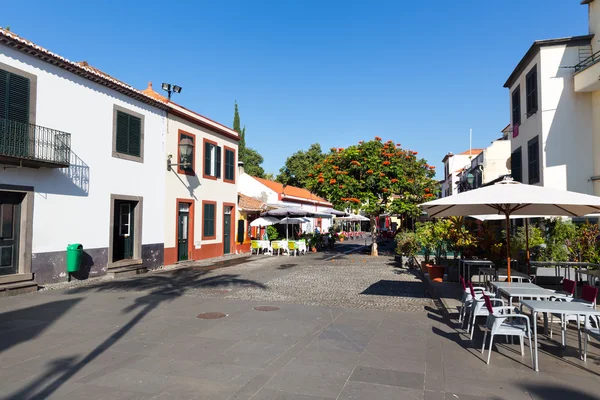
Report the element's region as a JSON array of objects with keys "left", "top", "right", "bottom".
[
  {"left": 254, "top": 306, "right": 280, "bottom": 312},
  {"left": 197, "top": 312, "right": 227, "bottom": 319}
]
